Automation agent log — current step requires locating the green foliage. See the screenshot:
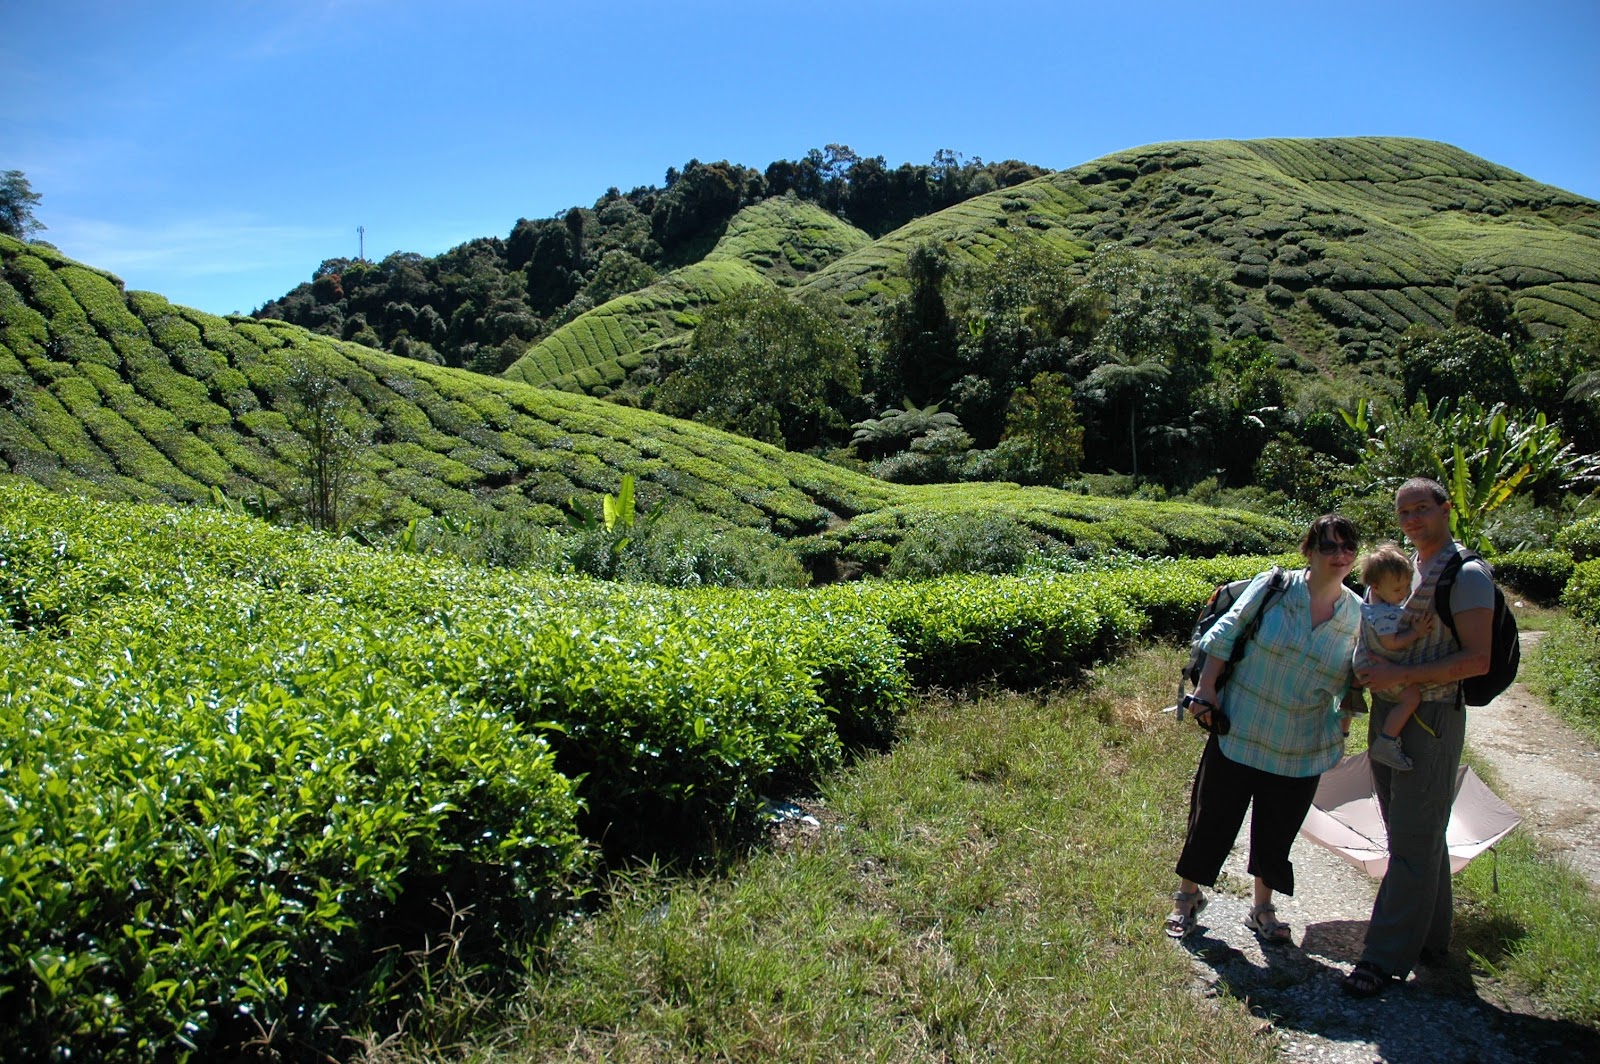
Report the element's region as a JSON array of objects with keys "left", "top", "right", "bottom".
[
  {"left": 1347, "top": 396, "right": 1600, "bottom": 551},
  {"left": 885, "top": 510, "right": 1041, "bottom": 579},
  {"left": 1490, "top": 549, "right": 1574, "bottom": 604},
  {"left": 1524, "top": 617, "right": 1600, "bottom": 744},
  {"left": 606, "top": 509, "right": 812, "bottom": 589},
  {"left": 655, "top": 285, "right": 861, "bottom": 450},
  {"left": 1397, "top": 323, "right": 1523, "bottom": 408},
  {"left": 0, "top": 170, "right": 45, "bottom": 241},
  {"left": 995, "top": 372, "right": 1084, "bottom": 486},
  {"left": 1554, "top": 513, "right": 1600, "bottom": 562},
  {"left": 1562, "top": 558, "right": 1600, "bottom": 627},
  {"left": 279, "top": 356, "right": 363, "bottom": 531},
  {"left": 872, "top": 241, "right": 960, "bottom": 406},
  {"left": 850, "top": 398, "right": 961, "bottom": 460}
]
